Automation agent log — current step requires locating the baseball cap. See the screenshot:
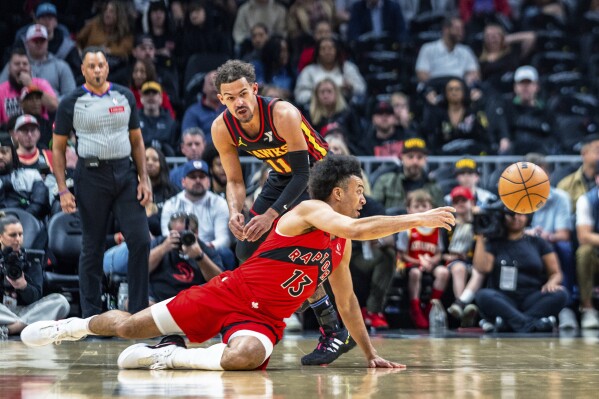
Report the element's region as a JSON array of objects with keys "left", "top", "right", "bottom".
[
  {"left": 514, "top": 66, "right": 538, "bottom": 83},
  {"left": 373, "top": 100, "right": 394, "bottom": 115},
  {"left": 35, "top": 3, "right": 57, "bottom": 18},
  {"left": 182, "top": 160, "right": 210, "bottom": 177},
  {"left": 454, "top": 158, "right": 478, "bottom": 175},
  {"left": 149, "top": 0, "right": 168, "bottom": 12},
  {"left": 141, "top": 81, "right": 162, "bottom": 94},
  {"left": 26, "top": 24, "right": 48, "bottom": 41},
  {"left": 320, "top": 121, "right": 346, "bottom": 137},
  {"left": 14, "top": 114, "right": 40, "bottom": 131},
  {"left": 450, "top": 186, "right": 474, "bottom": 201},
  {"left": 134, "top": 34, "right": 154, "bottom": 48},
  {"left": 402, "top": 137, "right": 428, "bottom": 154},
  {"left": 20, "top": 85, "right": 43, "bottom": 101}
]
